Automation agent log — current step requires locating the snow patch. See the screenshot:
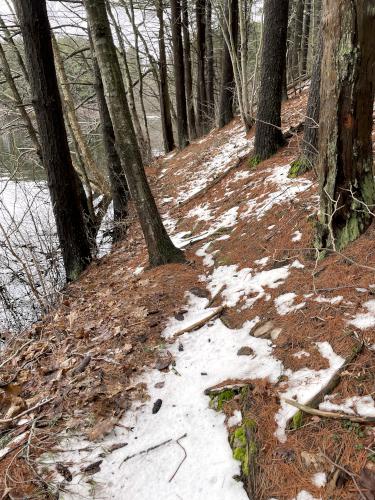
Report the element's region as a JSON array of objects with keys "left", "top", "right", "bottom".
[
  {"left": 275, "top": 293, "right": 306, "bottom": 315},
  {"left": 348, "top": 300, "right": 375, "bottom": 330}
]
